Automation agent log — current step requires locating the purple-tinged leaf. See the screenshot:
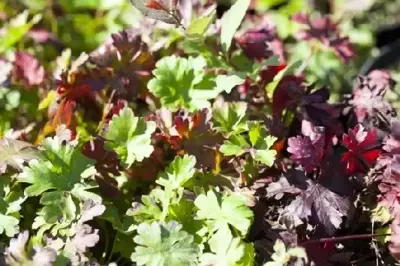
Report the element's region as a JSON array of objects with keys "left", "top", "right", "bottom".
[
  {"left": 281, "top": 181, "right": 350, "bottom": 235},
  {"left": 12, "top": 51, "right": 45, "bottom": 88}
]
